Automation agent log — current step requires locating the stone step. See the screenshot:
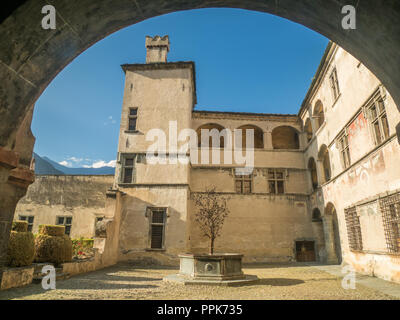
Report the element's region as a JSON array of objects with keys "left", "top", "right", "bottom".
[{"left": 32, "top": 268, "right": 70, "bottom": 283}]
